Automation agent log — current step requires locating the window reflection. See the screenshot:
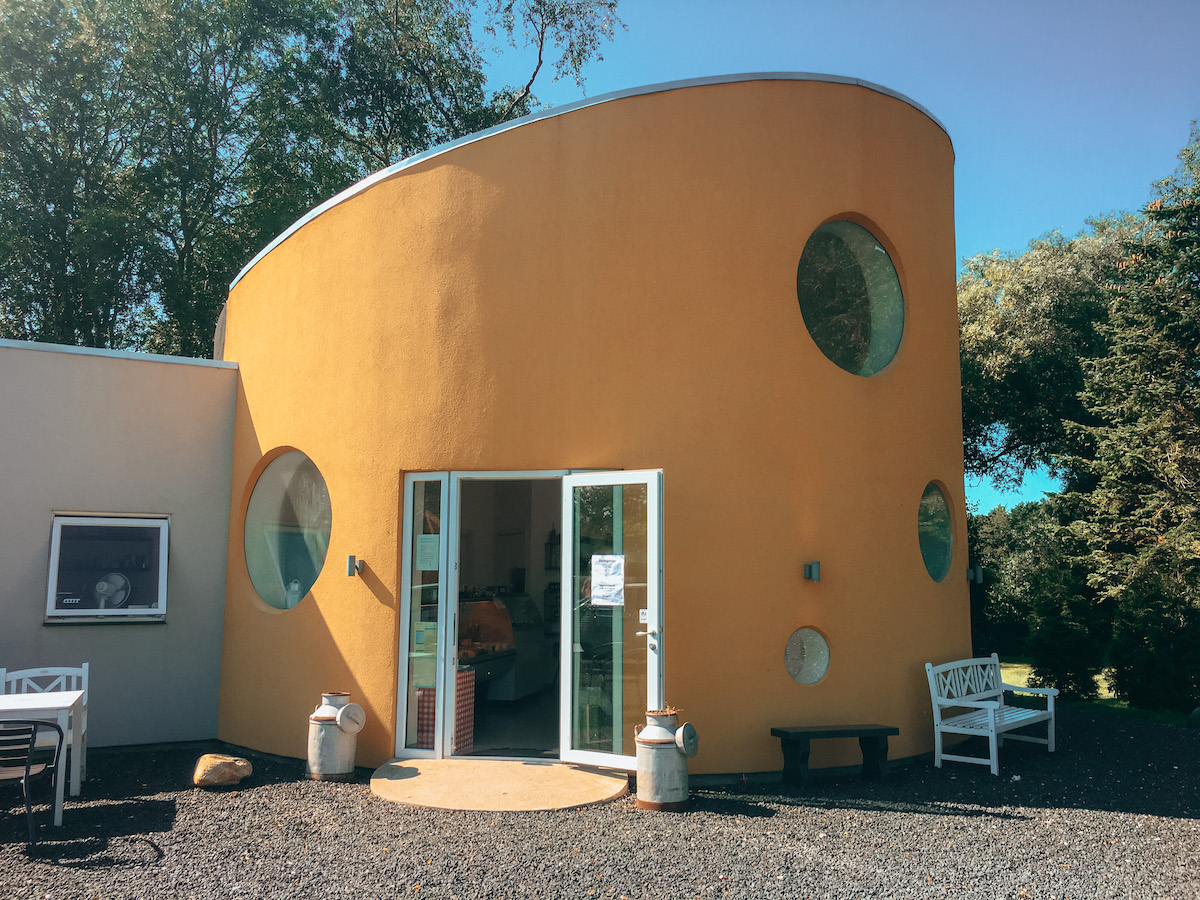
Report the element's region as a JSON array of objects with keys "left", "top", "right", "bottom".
[
  {"left": 918, "top": 482, "right": 953, "bottom": 582},
  {"left": 796, "top": 220, "right": 904, "bottom": 376},
  {"left": 244, "top": 451, "right": 332, "bottom": 609}
]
